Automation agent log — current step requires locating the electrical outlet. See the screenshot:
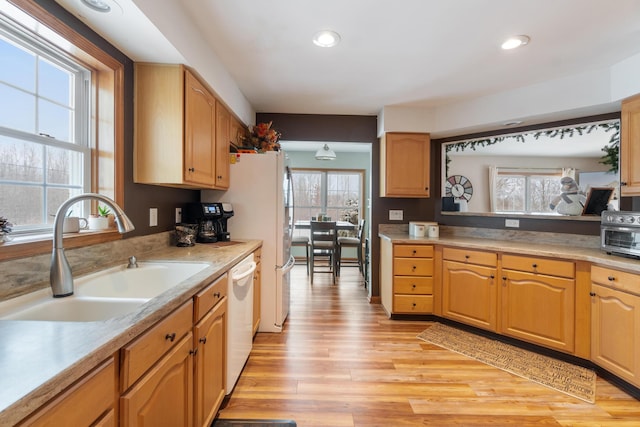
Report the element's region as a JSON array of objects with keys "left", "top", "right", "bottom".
[
  {"left": 389, "top": 209, "right": 403, "bottom": 221},
  {"left": 149, "top": 207, "right": 158, "bottom": 227},
  {"left": 175, "top": 208, "right": 182, "bottom": 224},
  {"left": 505, "top": 218, "right": 520, "bottom": 228}
]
